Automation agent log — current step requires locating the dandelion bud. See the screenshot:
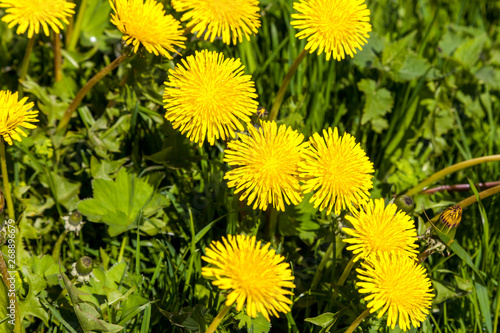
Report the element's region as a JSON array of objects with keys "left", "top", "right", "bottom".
[
  {"left": 394, "top": 195, "right": 415, "bottom": 214},
  {"left": 71, "top": 256, "right": 95, "bottom": 283}
]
